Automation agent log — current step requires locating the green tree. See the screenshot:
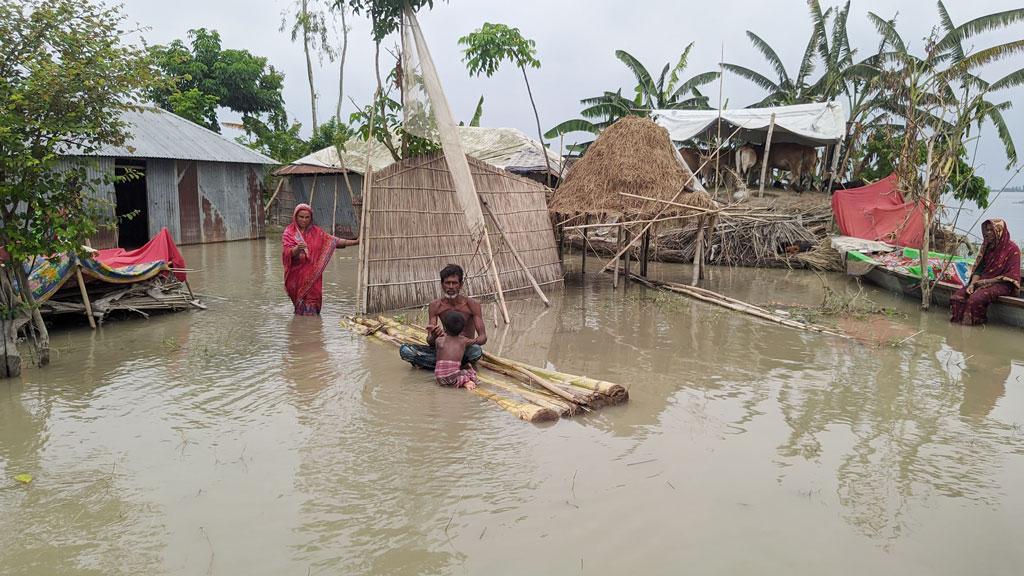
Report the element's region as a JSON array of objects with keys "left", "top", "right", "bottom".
[
  {"left": 459, "top": 22, "right": 552, "bottom": 184},
  {"left": 308, "top": 116, "right": 356, "bottom": 152},
  {"left": 341, "top": 0, "right": 442, "bottom": 43},
  {"left": 148, "top": 29, "right": 287, "bottom": 133},
  {"left": 864, "top": 2, "right": 1024, "bottom": 308},
  {"left": 0, "top": 0, "right": 156, "bottom": 375}
]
